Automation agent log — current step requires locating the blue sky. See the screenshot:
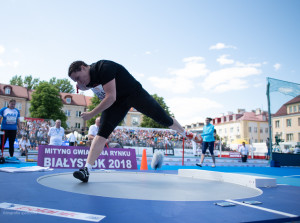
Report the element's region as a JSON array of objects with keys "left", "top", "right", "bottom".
[{"left": 0, "top": 0, "right": 299, "bottom": 125}]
